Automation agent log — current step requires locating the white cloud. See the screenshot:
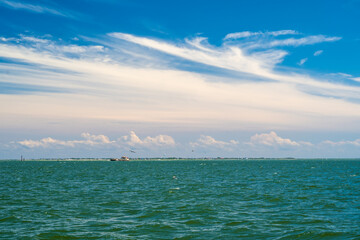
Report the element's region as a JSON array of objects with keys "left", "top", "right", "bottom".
[
  {"left": 107, "top": 32, "right": 360, "bottom": 100},
  {"left": 60, "top": 45, "right": 104, "bottom": 53},
  {"left": 190, "top": 135, "right": 238, "bottom": 149},
  {"left": 223, "top": 31, "right": 340, "bottom": 49},
  {"left": 16, "top": 131, "right": 175, "bottom": 149},
  {"left": 1, "top": 32, "right": 360, "bottom": 134},
  {"left": 224, "top": 30, "right": 298, "bottom": 40},
  {"left": 224, "top": 31, "right": 254, "bottom": 40},
  {"left": 0, "top": 0, "right": 69, "bottom": 17},
  {"left": 248, "top": 131, "right": 312, "bottom": 147},
  {"left": 351, "top": 77, "right": 360, "bottom": 82},
  {"left": 298, "top": 58, "right": 308, "bottom": 66},
  {"left": 109, "top": 32, "right": 269, "bottom": 73},
  {"left": 322, "top": 139, "right": 360, "bottom": 146},
  {"left": 314, "top": 50, "right": 323, "bottom": 56},
  {"left": 270, "top": 30, "right": 299, "bottom": 36},
  {"left": 81, "top": 133, "right": 112, "bottom": 144},
  {"left": 0, "top": 36, "right": 14, "bottom": 42},
  {"left": 266, "top": 35, "right": 341, "bottom": 48},
  {"left": 119, "top": 131, "right": 175, "bottom": 147},
  {"left": 333, "top": 72, "right": 353, "bottom": 78},
  {"left": 20, "top": 35, "right": 49, "bottom": 43},
  {"left": 109, "top": 32, "right": 344, "bottom": 85},
  {"left": 17, "top": 133, "right": 114, "bottom": 148},
  {"left": 18, "top": 137, "right": 73, "bottom": 148},
  {"left": 185, "top": 37, "right": 215, "bottom": 52},
  {"left": 327, "top": 73, "right": 360, "bottom": 83}
]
